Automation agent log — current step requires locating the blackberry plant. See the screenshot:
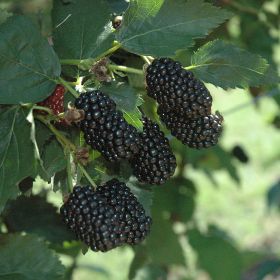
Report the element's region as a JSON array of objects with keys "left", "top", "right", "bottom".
[{"left": 0, "top": 0, "right": 278, "bottom": 279}]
